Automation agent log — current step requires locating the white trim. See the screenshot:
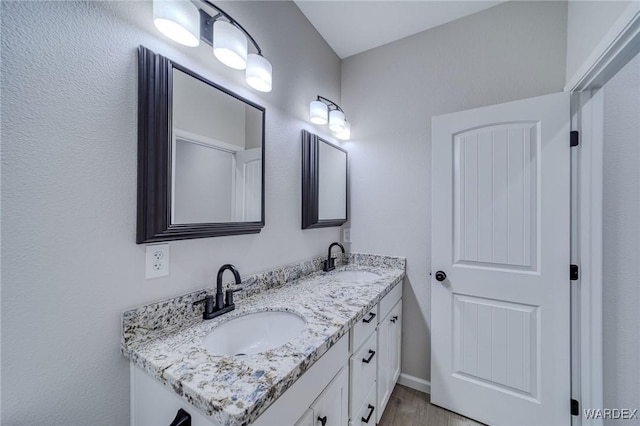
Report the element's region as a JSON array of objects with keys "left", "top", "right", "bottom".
[
  {"left": 398, "top": 373, "right": 431, "bottom": 395},
  {"left": 174, "top": 128, "right": 245, "bottom": 152},
  {"left": 130, "top": 362, "right": 136, "bottom": 426},
  {"left": 564, "top": 2, "right": 640, "bottom": 92},
  {"left": 571, "top": 89, "right": 605, "bottom": 426},
  {"left": 566, "top": 6, "right": 640, "bottom": 425}
]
